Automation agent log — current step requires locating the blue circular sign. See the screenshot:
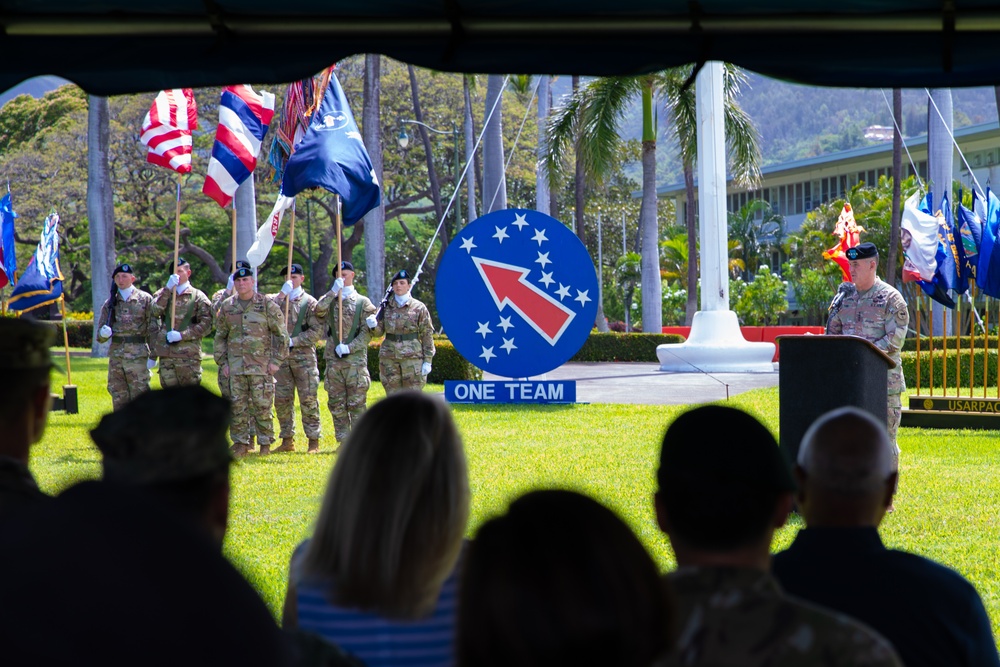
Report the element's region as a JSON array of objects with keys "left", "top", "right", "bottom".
[{"left": 437, "top": 208, "right": 599, "bottom": 378}]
